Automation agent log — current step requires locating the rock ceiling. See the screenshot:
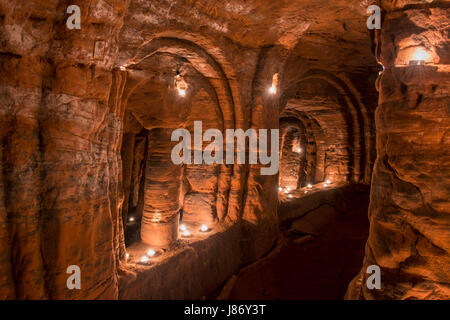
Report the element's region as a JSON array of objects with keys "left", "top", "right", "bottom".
[{"left": 119, "top": 0, "right": 379, "bottom": 69}]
